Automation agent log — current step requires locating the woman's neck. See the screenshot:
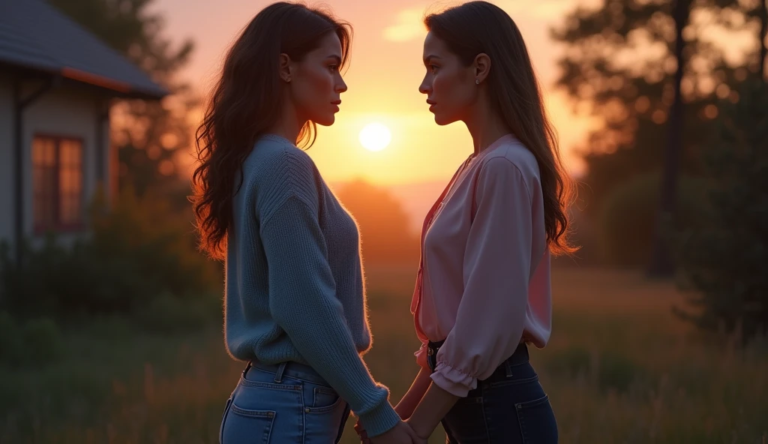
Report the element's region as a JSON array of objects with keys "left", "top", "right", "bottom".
[
  {"left": 463, "top": 99, "right": 510, "bottom": 156},
  {"left": 267, "top": 100, "right": 305, "bottom": 143}
]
